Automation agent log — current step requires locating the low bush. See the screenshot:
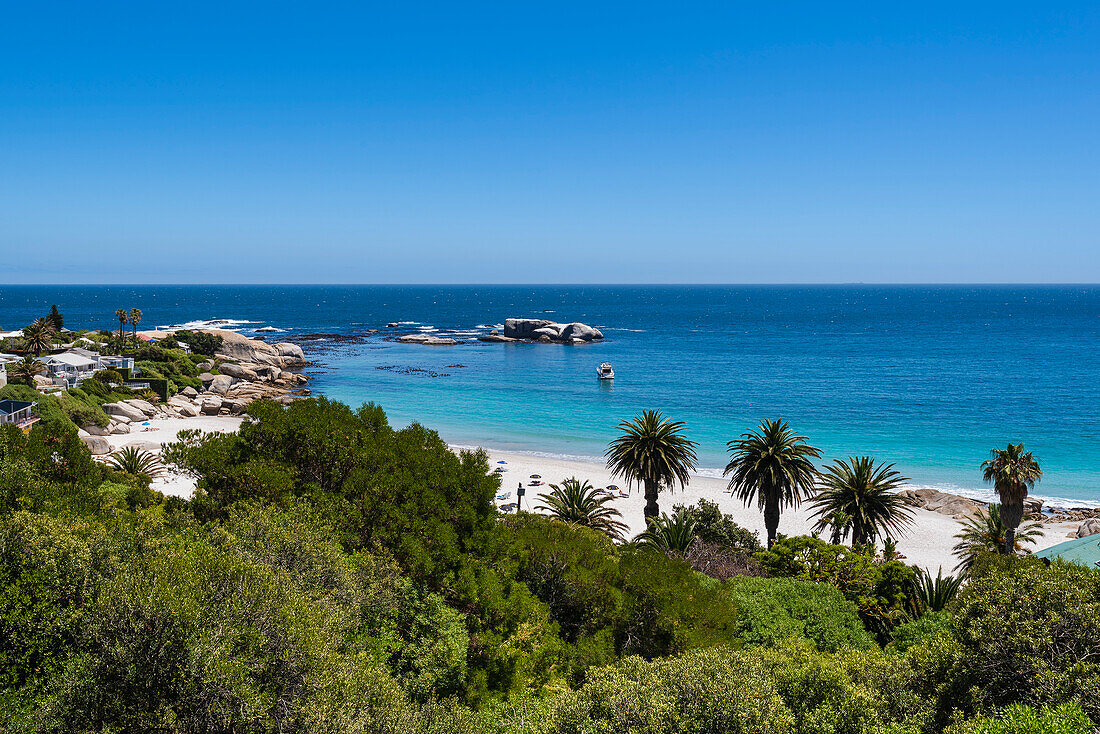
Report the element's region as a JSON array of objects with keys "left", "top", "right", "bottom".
[{"left": 726, "top": 576, "right": 875, "bottom": 652}]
